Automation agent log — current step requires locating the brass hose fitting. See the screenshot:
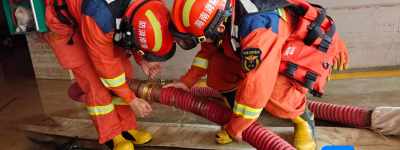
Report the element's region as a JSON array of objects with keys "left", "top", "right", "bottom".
[{"left": 129, "top": 80, "right": 162, "bottom": 102}]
